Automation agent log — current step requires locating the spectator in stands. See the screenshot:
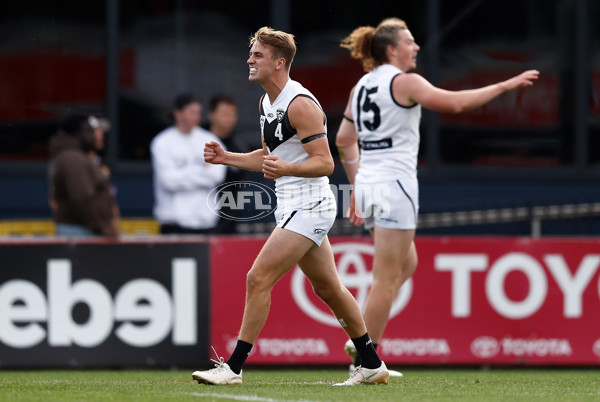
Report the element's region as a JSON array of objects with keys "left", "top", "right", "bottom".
[
  {"left": 151, "top": 93, "right": 227, "bottom": 234},
  {"left": 203, "top": 94, "right": 247, "bottom": 234},
  {"left": 48, "top": 114, "right": 120, "bottom": 236},
  {"left": 88, "top": 116, "right": 122, "bottom": 235}
]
